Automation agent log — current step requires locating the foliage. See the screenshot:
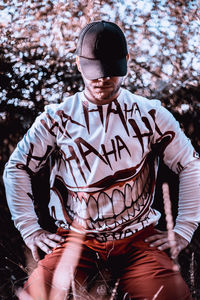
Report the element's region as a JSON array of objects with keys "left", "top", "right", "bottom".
[{"left": 0, "top": 0, "right": 200, "bottom": 298}]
